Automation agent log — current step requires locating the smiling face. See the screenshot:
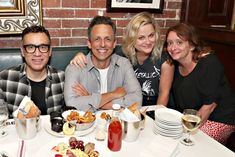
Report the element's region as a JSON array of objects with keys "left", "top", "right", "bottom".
[
  {"left": 166, "top": 31, "right": 193, "bottom": 62},
  {"left": 88, "top": 24, "right": 116, "bottom": 69},
  {"left": 134, "top": 24, "right": 156, "bottom": 55},
  {"left": 21, "top": 32, "right": 52, "bottom": 73}
]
